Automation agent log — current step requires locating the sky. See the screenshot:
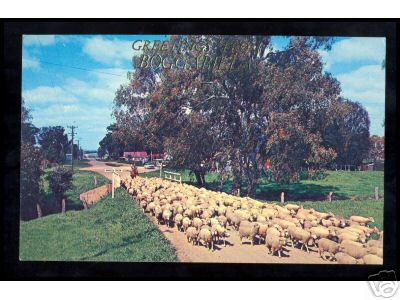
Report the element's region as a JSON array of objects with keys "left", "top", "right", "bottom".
[{"left": 22, "top": 35, "right": 386, "bottom": 150}]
